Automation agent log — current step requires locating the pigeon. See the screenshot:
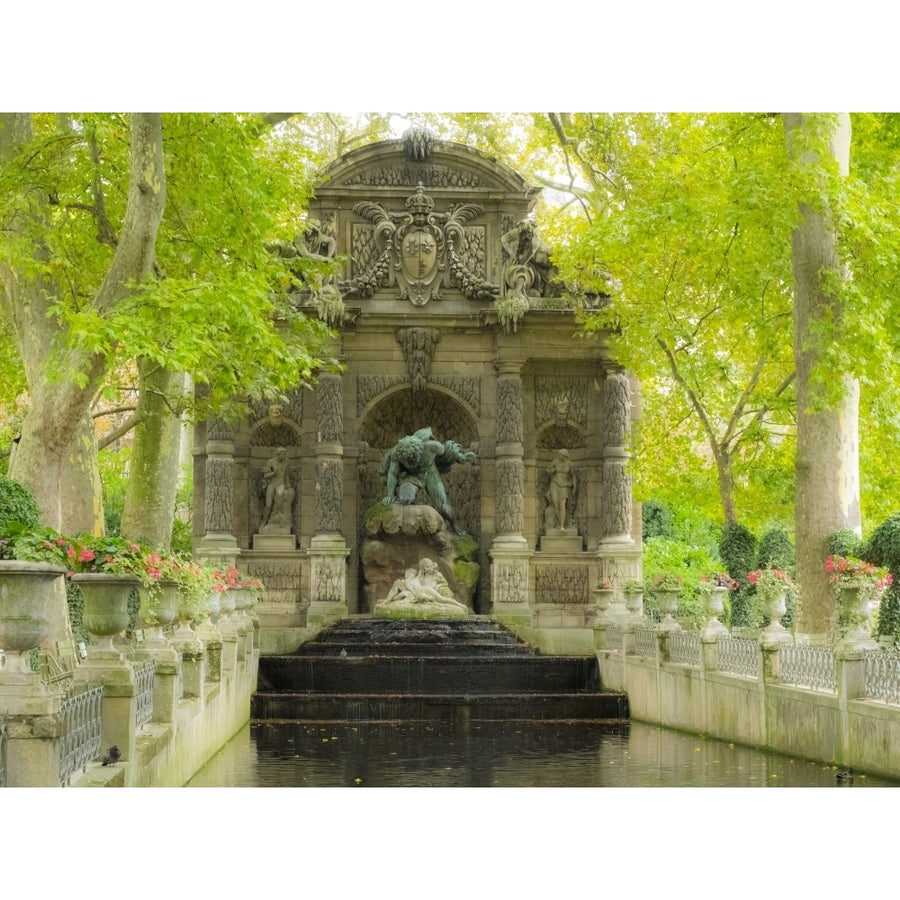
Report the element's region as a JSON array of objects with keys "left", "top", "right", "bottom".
[
  {"left": 102, "top": 745, "right": 121, "bottom": 766},
  {"left": 340, "top": 648, "right": 348, "bottom": 657}
]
